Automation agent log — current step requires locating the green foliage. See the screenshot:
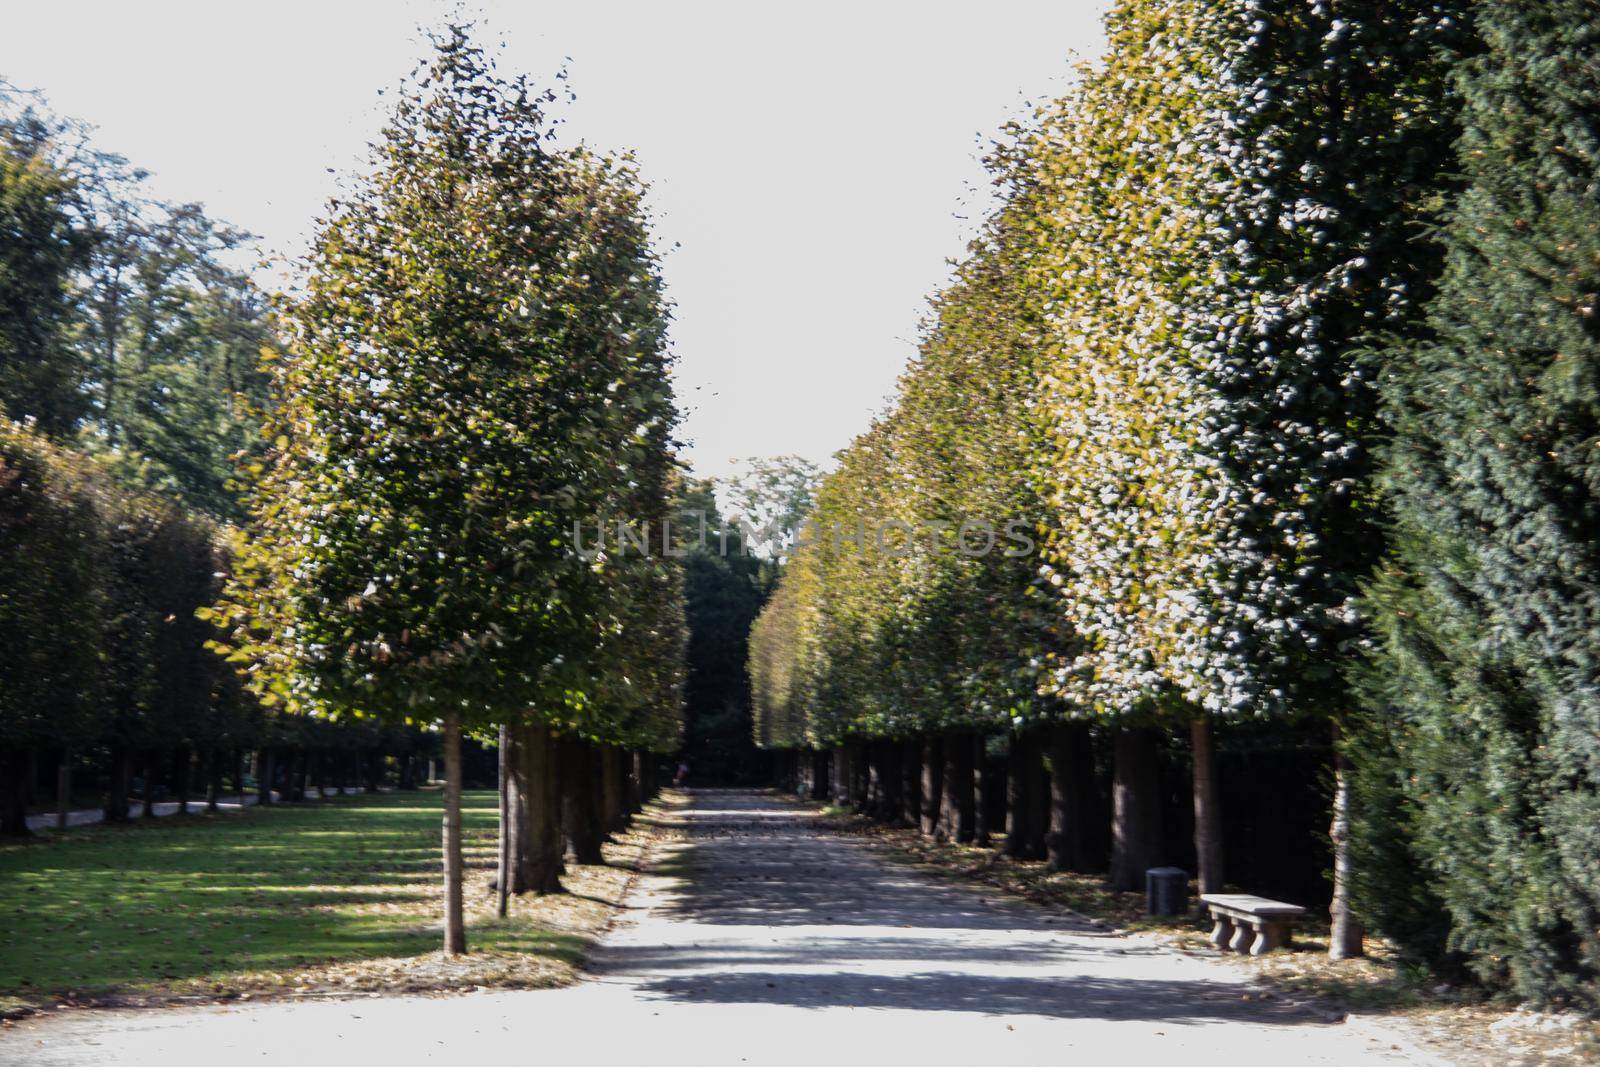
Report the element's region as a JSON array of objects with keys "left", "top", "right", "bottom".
[
  {"left": 749, "top": 555, "right": 809, "bottom": 749},
  {"left": 757, "top": 0, "right": 1471, "bottom": 746},
  {"left": 717, "top": 454, "right": 822, "bottom": 554},
  {"left": 0, "top": 106, "right": 92, "bottom": 435},
  {"left": 1031, "top": 0, "right": 1467, "bottom": 721},
  {"left": 749, "top": 147, "right": 1050, "bottom": 747},
  {"left": 0, "top": 421, "right": 104, "bottom": 750},
  {"left": 1352, "top": 0, "right": 1600, "bottom": 1008},
  {"left": 1028, "top": 0, "right": 1222, "bottom": 719},
  {"left": 0, "top": 87, "right": 322, "bottom": 801},
  {"left": 1174, "top": 0, "right": 1470, "bottom": 717},
  {"left": 679, "top": 479, "right": 772, "bottom": 781},
  {"left": 0, "top": 83, "right": 279, "bottom": 518},
  {"left": 746, "top": 0, "right": 1600, "bottom": 1009},
  {"left": 215, "top": 27, "right": 684, "bottom": 747},
  {"left": 0, "top": 418, "right": 261, "bottom": 760},
  {"left": 75, "top": 200, "right": 277, "bottom": 520}
]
